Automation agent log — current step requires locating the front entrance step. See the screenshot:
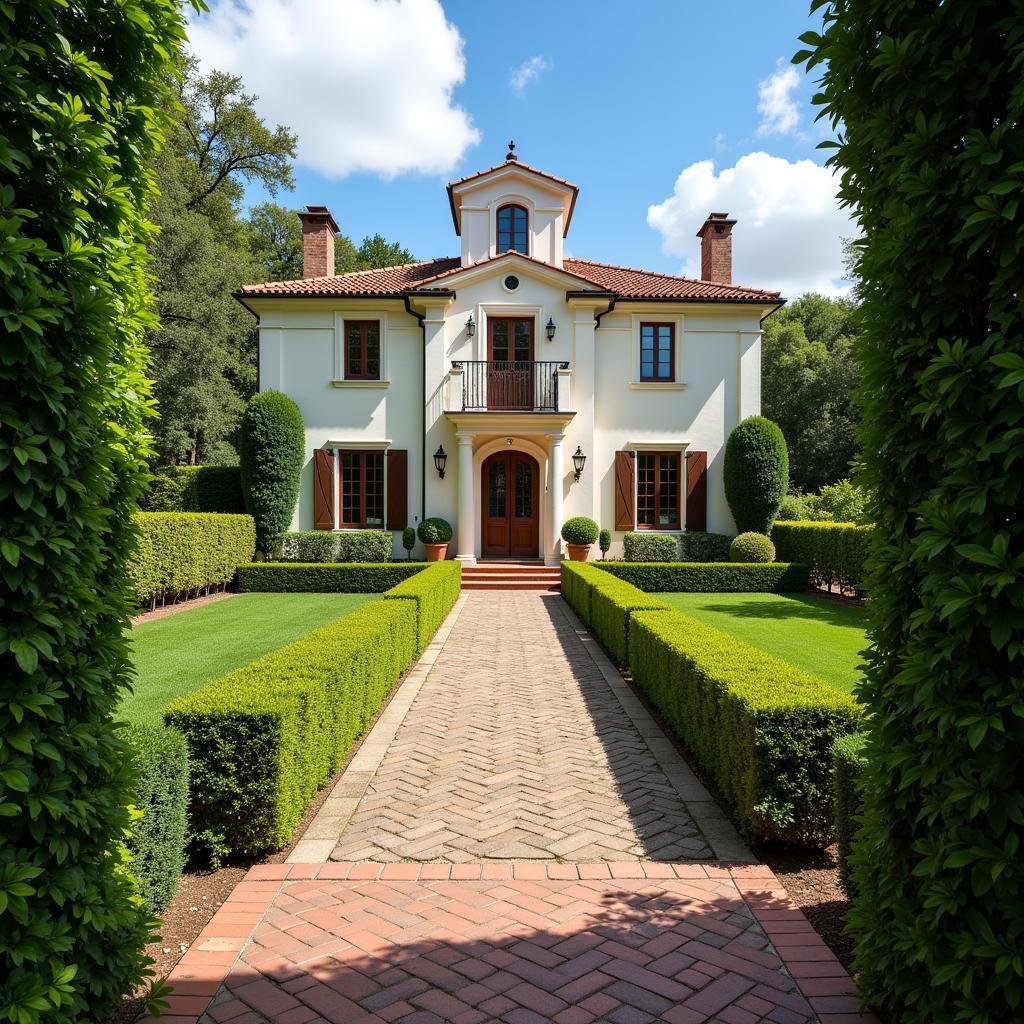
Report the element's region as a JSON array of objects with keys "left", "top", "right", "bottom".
[{"left": 461, "top": 562, "right": 561, "bottom": 591}]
